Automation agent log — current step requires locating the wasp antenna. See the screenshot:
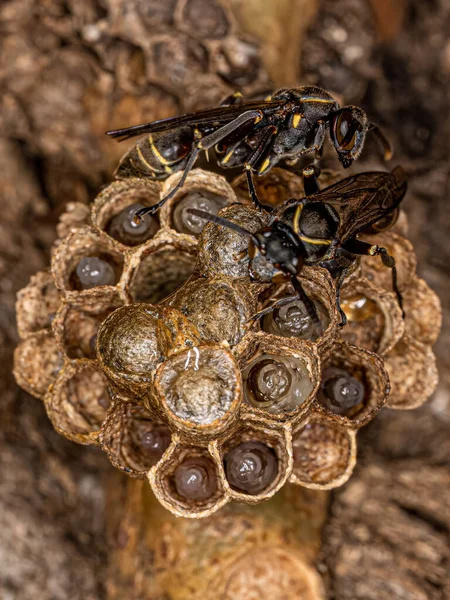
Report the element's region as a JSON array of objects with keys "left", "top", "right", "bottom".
[
  {"left": 368, "top": 123, "right": 393, "bottom": 161},
  {"left": 187, "top": 209, "right": 255, "bottom": 238}
]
